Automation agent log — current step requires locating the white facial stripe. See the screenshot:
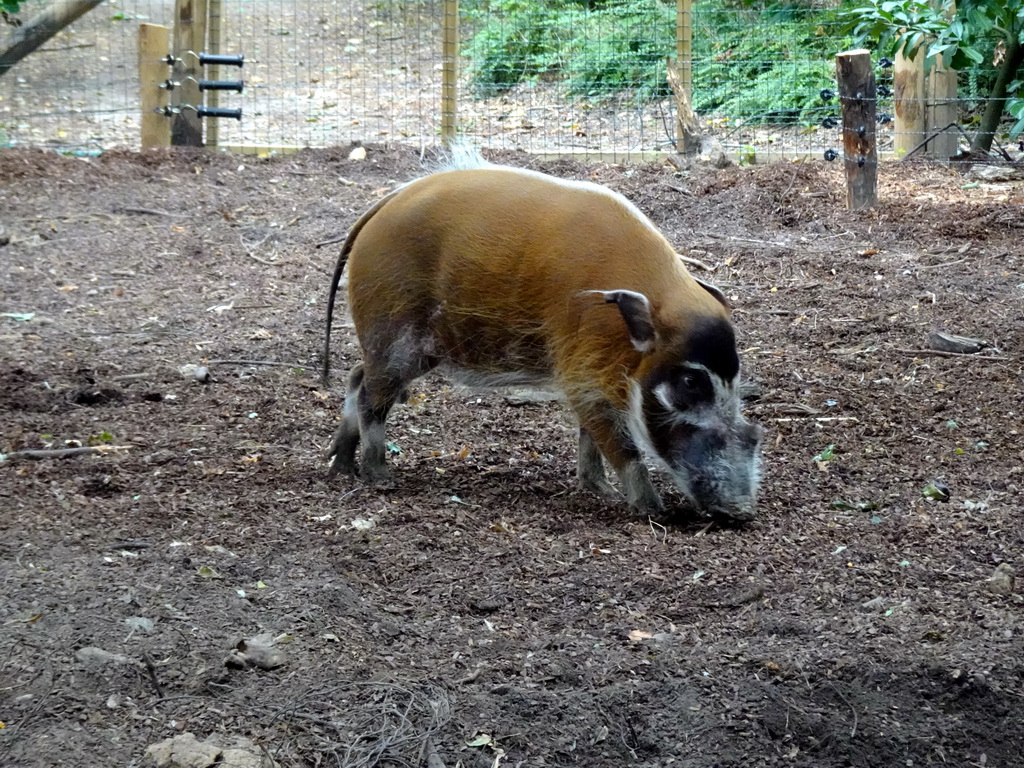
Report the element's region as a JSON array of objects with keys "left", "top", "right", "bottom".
[
  {"left": 648, "top": 364, "right": 742, "bottom": 430},
  {"left": 653, "top": 382, "right": 675, "bottom": 412},
  {"left": 679, "top": 362, "right": 742, "bottom": 420},
  {"left": 627, "top": 379, "right": 699, "bottom": 506}
]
